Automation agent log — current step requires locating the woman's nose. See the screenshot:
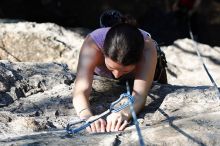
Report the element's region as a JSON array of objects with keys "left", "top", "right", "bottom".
[{"left": 112, "top": 70, "right": 123, "bottom": 78}]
